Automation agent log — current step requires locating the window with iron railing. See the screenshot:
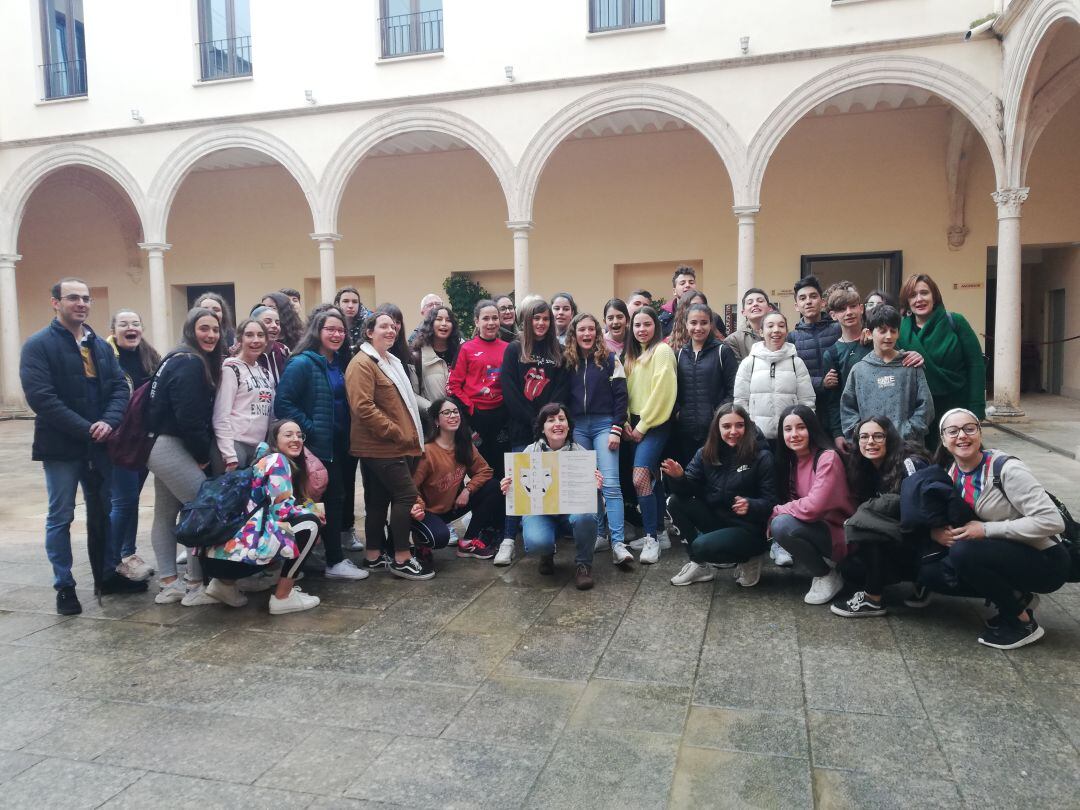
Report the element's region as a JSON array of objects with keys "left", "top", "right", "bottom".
[
  {"left": 589, "top": 0, "right": 664, "bottom": 32},
  {"left": 380, "top": 0, "right": 443, "bottom": 58},
  {"left": 39, "top": 0, "right": 87, "bottom": 99},
  {"left": 197, "top": 0, "right": 252, "bottom": 80}
]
